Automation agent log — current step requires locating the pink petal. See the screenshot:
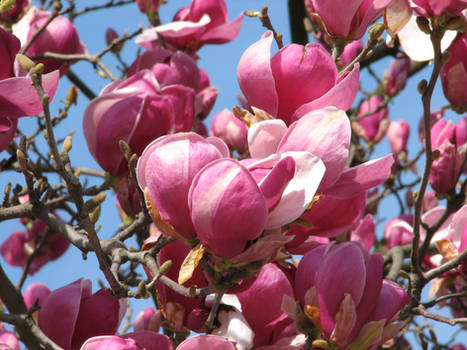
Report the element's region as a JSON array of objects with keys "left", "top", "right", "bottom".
[
  {"left": 177, "top": 335, "right": 235, "bottom": 350},
  {"left": 248, "top": 119, "right": 288, "bottom": 158},
  {"left": 368, "top": 280, "right": 409, "bottom": 324},
  {"left": 188, "top": 158, "right": 267, "bottom": 258},
  {"left": 0, "top": 70, "right": 59, "bottom": 118},
  {"left": 38, "top": 279, "right": 88, "bottom": 349},
  {"left": 278, "top": 107, "right": 350, "bottom": 189},
  {"left": 23, "top": 282, "right": 51, "bottom": 309},
  {"left": 122, "top": 331, "right": 172, "bottom": 350},
  {"left": 292, "top": 63, "right": 359, "bottom": 121},
  {"left": 324, "top": 154, "right": 394, "bottom": 200},
  {"left": 271, "top": 43, "right": 337, "bottom": 124},
  {"left": 201, "top": 14, "right": 243, "bottom": 44},
  {"left": 316, "top": 242, "right": 366, "bottom": 337},
  {"left": 237, "top": 31, "right": 278, "bottom": 117}
]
